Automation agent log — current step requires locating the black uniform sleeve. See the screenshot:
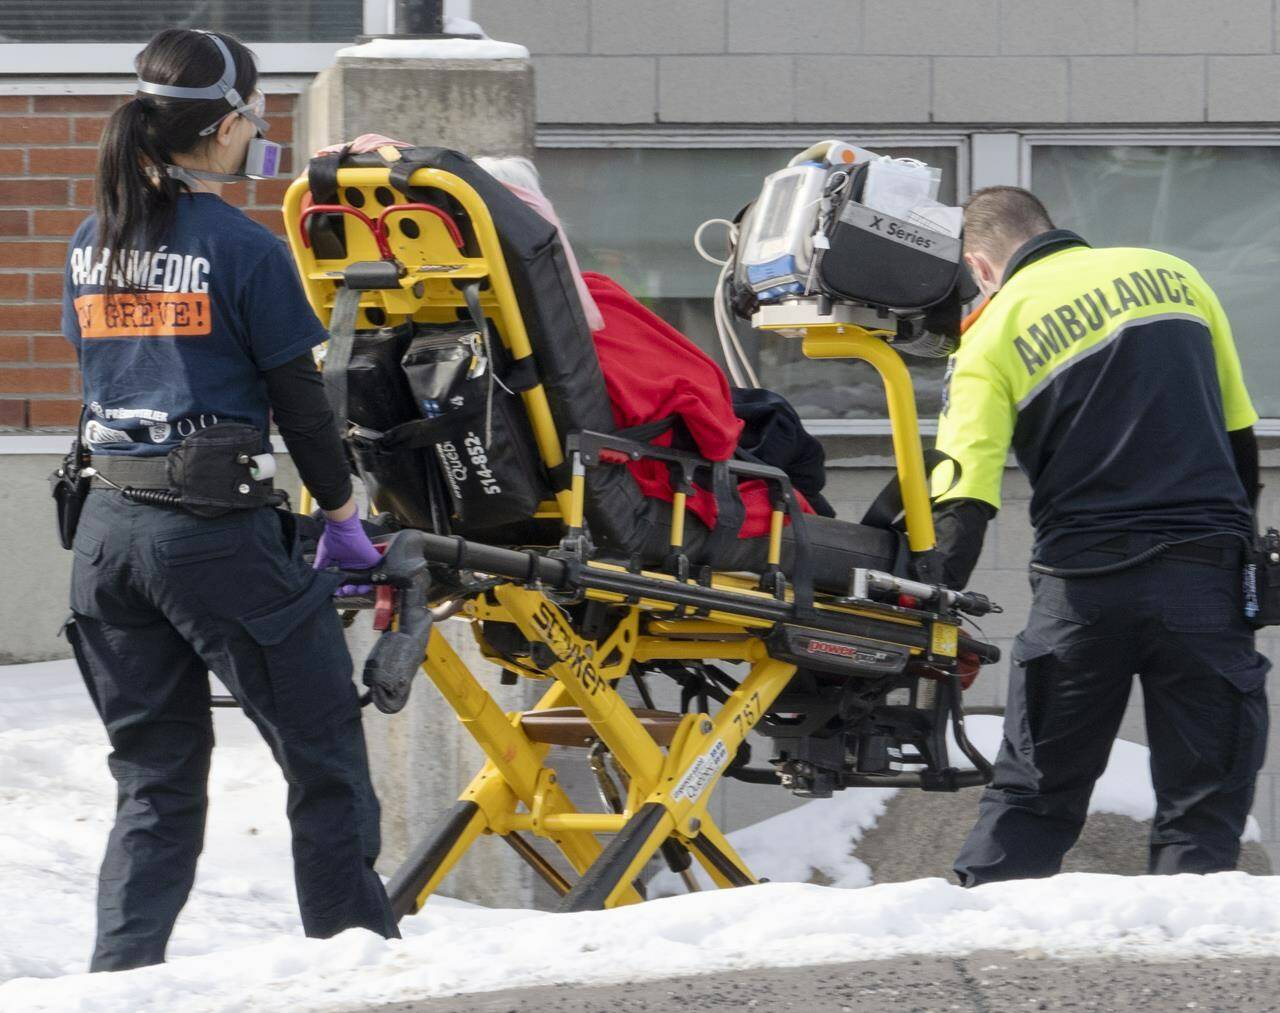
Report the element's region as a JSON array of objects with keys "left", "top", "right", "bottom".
[
  {"left": 1229, "top": 426, "right": 1260, "bottom": 510},
  {"left": 932, "top": 498, "right": 997, "bottom": 590},
  {"left": 263, "top": 353, "right": 353, "bottom": 512}
]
